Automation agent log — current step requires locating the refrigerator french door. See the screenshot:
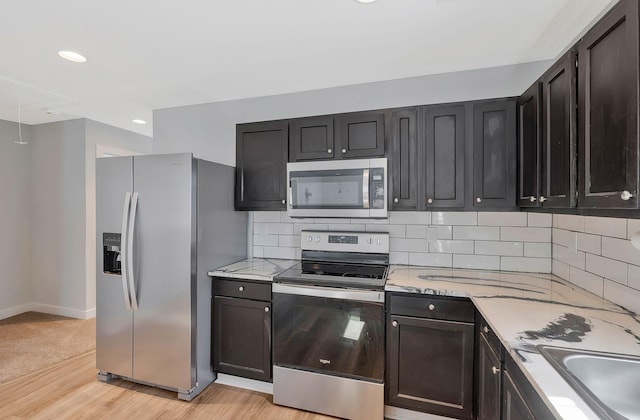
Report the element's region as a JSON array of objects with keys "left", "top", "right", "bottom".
[{"left": 96, "top": 153, "right": 246, "bottom": 400}]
